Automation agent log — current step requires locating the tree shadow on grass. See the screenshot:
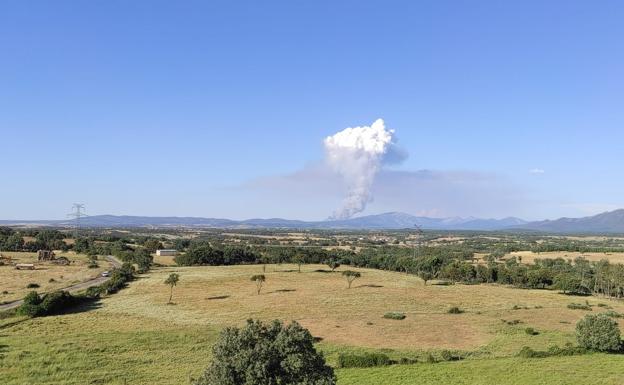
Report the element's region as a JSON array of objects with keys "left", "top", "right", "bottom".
[
  {"left": 355, "top": 284, "right": 384, "bottom": 288},
  {"left": 313, "top": 269, "right": 337, "bottom": 273},
  {"left": 207, "top": 295, "right": 230, "bottom": 300},
  {"left": 51, "top": 297, "right": 103, "bottom": 316},
  {"left": 269, "top": 289, "right": 297, "bottom": 294}
]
